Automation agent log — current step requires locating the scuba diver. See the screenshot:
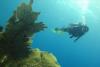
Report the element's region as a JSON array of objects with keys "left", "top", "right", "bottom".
[{"left": 54, "top": 22, "right": 89, "bottom": 42}]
